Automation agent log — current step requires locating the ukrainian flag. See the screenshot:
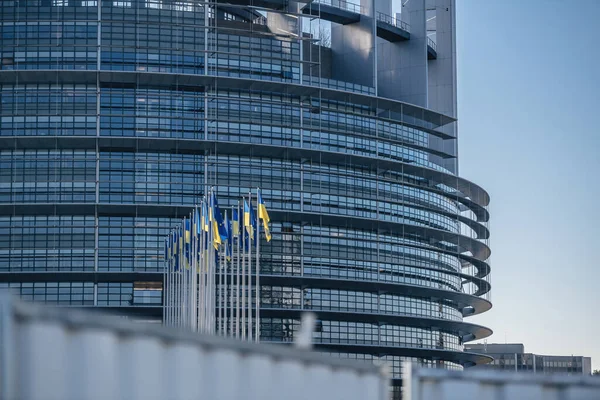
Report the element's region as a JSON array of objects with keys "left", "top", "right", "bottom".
[
  {"left": 194, "top": 206, "right": 200, "bottom": 235},
  {"left": 243, "top": 199, "right": 255, "bottom": 239},
  {"left": 232, "top": 208, "right": 240, "bottom": 236},
  {"left": 212, "top": 192, "right": 229, "bottom": 242},
  {"left": 225, "top": 212, "right": 232, "bottom": 261},
  {"left": 258, "top": 190, "right": 272, "bottom": 242},
  {"left": 185, "top": 218, "right": 191, "bottom": 244},
  {"left": 202, "top": 201, "right": 209, "bottom": 232}
]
